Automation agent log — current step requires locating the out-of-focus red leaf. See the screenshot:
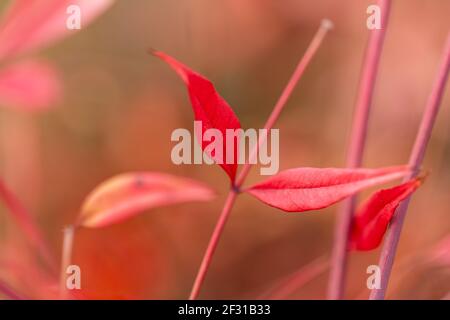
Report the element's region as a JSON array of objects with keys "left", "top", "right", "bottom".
[
  {"left": 0, "top": 60, "right": 61, "bottom": 111},
  {"left": 77, "top": 172, "right": 215, "bottom": 228},
  {"left": 246, "top": 166, "right": 410, "bottom": 212},
  {"left": 152, "top": 50, "right": 241, "bottom": 182},
  {"left": 0, "top": 0, "right": 114, "bottom": 60},
  {"left": 350, "top": 177, "right": 424, "bottom": 251}
]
